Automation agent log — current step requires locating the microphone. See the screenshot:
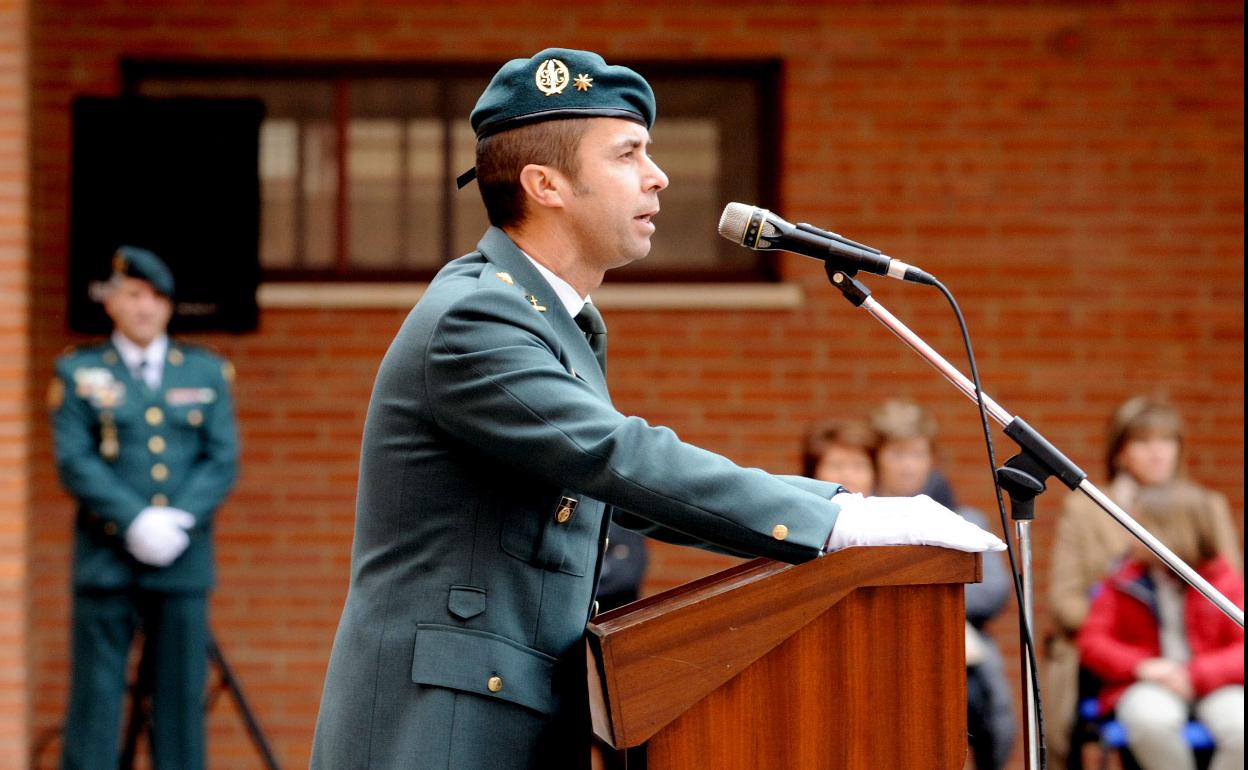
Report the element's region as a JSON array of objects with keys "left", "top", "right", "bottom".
[{"left": 717, "top": 202, "right": 936, "bottom": 285}]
